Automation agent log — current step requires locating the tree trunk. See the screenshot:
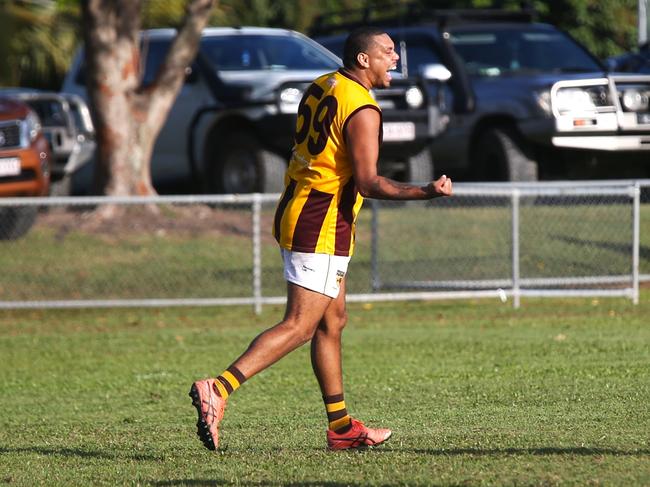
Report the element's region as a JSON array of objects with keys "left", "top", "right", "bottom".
[{"left": 81, "top": 0, "right": 216, "bottom": 200}]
